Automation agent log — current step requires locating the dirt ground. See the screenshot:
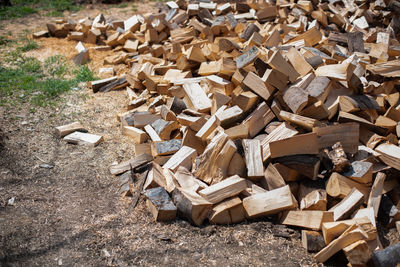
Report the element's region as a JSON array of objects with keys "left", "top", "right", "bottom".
[{"left": 0, "top": 3, "right": 399, "bottom": 267}]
